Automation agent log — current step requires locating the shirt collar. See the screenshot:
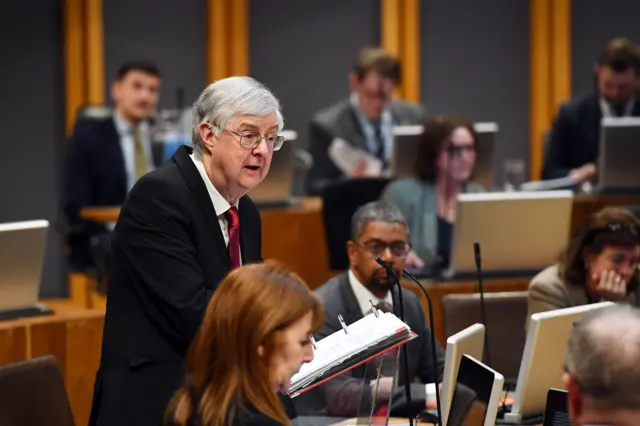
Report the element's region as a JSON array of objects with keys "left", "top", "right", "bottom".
[
  {"left": 348, "top": 269, "right": 393, "bottom": 316},
  {"left": 349, "top": 92, "right": 393, "bottom": 126},
  {"left": 189, "top": 153, "right": 237, "bottom": 216},
  {"left": 599, "top": 98, "right": 635, "bottom": 117},
  {"left": 112, "top": 111, "right": 149, "bottom": 136}
]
